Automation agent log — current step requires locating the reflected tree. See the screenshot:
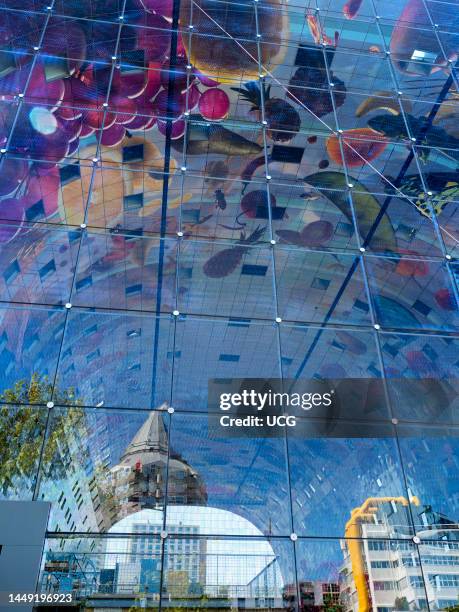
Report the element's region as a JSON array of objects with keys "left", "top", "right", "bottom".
[
  {"left": 444, "top": 599, "right": 459, "bottom": 612},
  {"left": 322, "top": 595, "right": 344, "bottom": 612},
  {"left": 394, "top": 596, "right": 410, "bottom": 611},
  {"left": 0, "top": 374, "right": 84, "bottom": 495}
]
